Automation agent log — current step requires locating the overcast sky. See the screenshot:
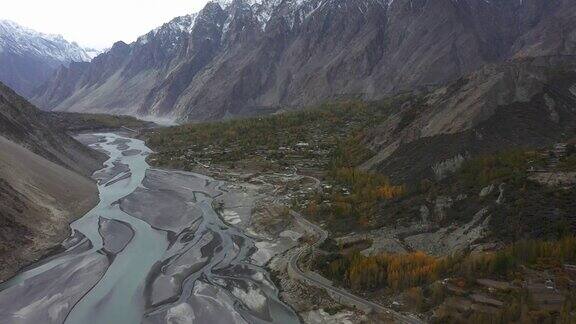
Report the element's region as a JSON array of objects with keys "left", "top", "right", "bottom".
[{"left": 3, "top": 0, "right": 211, "bottom": 49}]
